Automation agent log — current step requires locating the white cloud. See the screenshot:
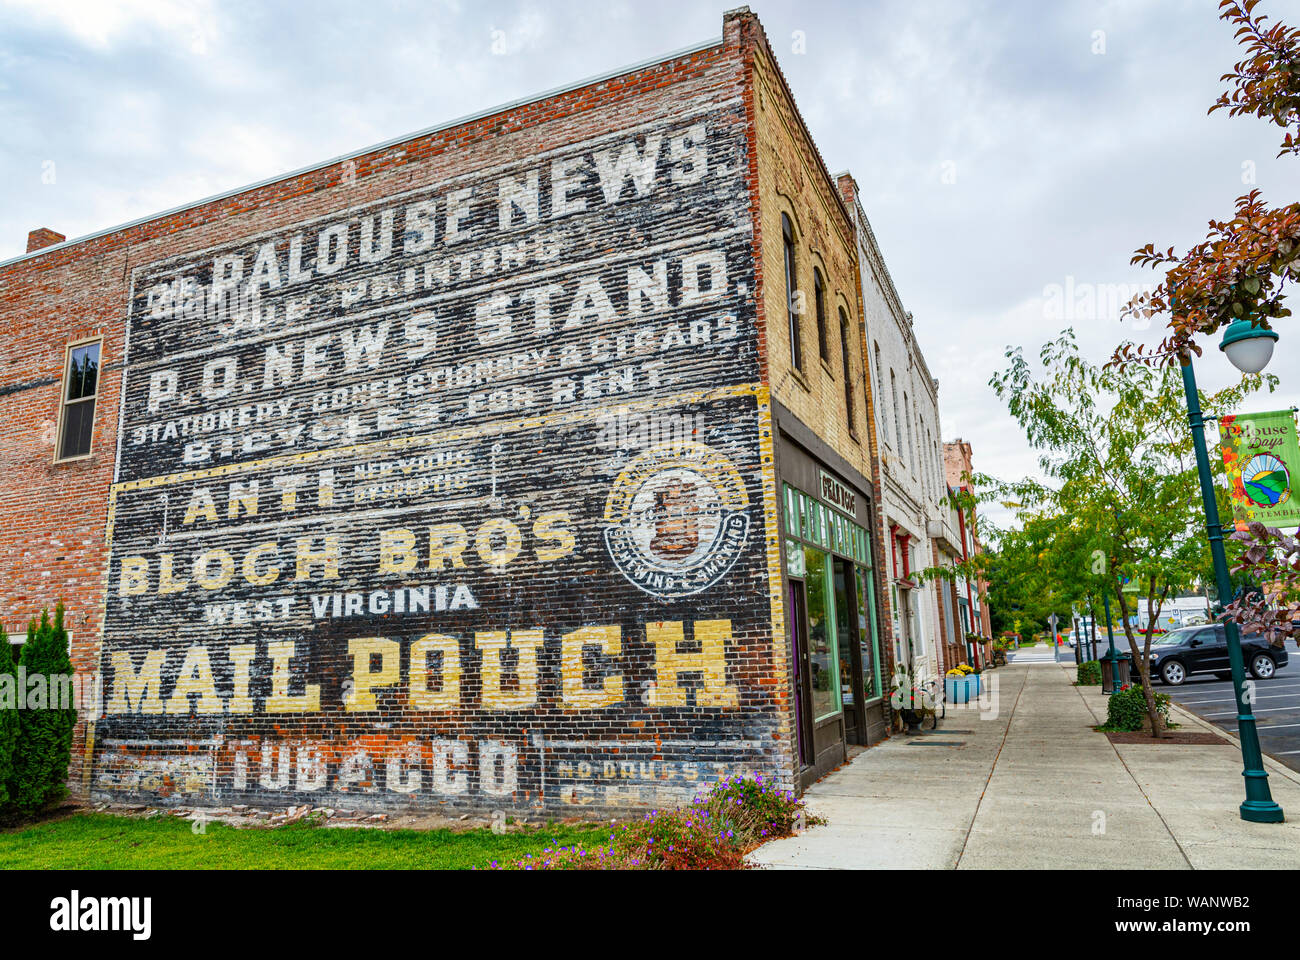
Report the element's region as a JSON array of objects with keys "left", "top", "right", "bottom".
[
  {"left": 5, "top": 0, "right": 219, "bottom": 50},
  {"left": 1, "top": 0, "right": 1298, "bottom": 517}
]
